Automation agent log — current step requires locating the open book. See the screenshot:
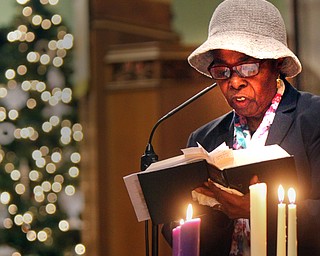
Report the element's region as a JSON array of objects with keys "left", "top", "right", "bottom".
[{"left": 123, "top": 143, "right": 297, "bottom": 224}]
